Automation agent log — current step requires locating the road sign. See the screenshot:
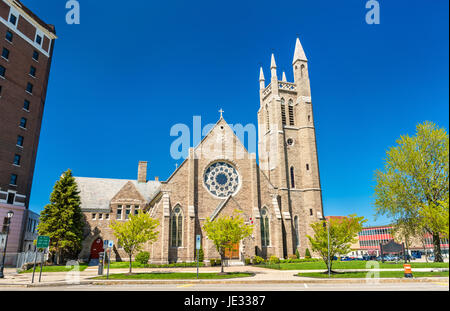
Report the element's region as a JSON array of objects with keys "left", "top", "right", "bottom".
[
  {"left": 196, "top": 235, "right": 201, "bottom": 250},
  {"left": 103, "top": 240, "right": 109, "bottom": 247},
  {"left": 108, "top": 240, "right": 114, "bottom": 248},
  {"left": 36, "top": 236, "right": 50, "bottom": 248}
]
